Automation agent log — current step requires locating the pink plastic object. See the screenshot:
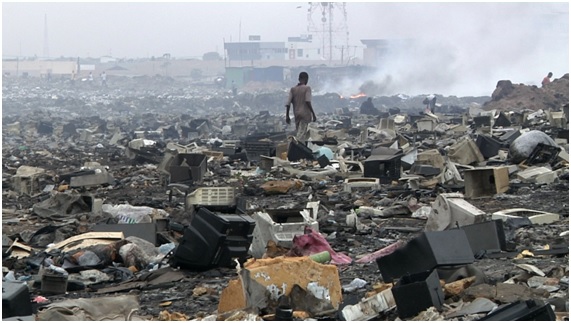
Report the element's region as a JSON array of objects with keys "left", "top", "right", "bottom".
[{"left": 288, "top": 227, "right": 352, "bottom": 265}]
